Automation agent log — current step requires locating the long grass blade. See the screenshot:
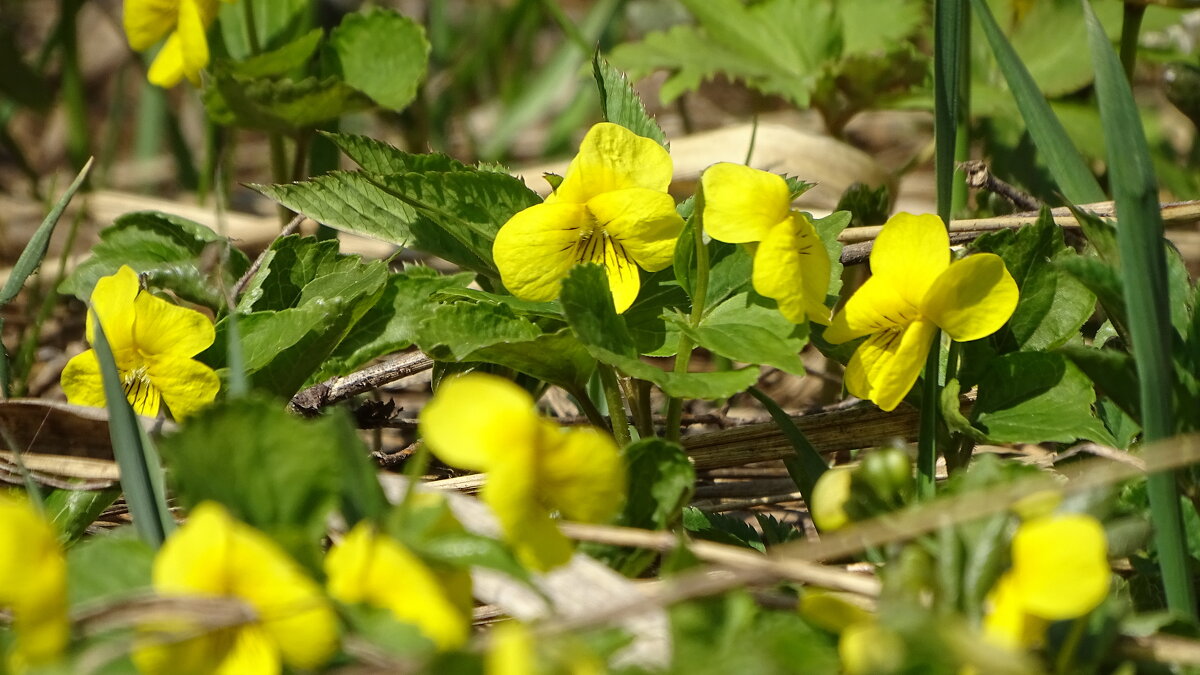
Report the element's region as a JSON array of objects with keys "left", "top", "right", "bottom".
[
  {"left": 970, "top": 0, "right": 1106, "bottom": 204},
  {"left": 1082, "top": 0, "right": 1195, "bottom": 619},
  {"left": 92, "top": 316, "right": 173, "bottom": 547},
  {"left": 747, "top": 387, "right": 826, "bottom": 508}
]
